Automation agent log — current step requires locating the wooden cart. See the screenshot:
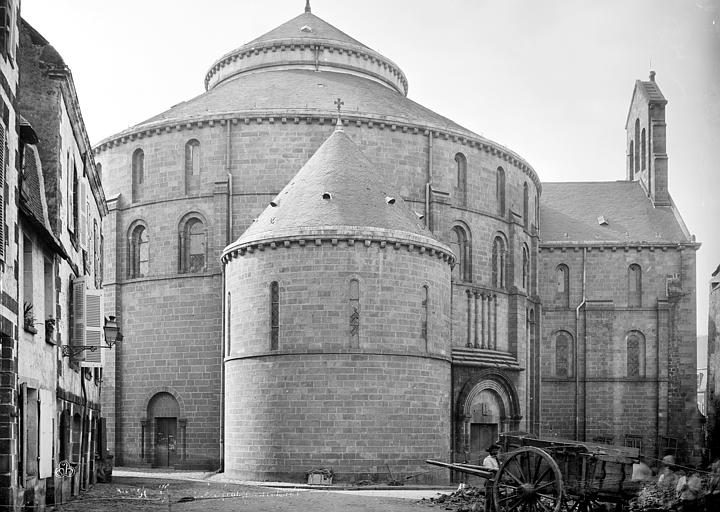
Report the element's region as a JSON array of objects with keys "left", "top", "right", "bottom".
[{"left": 428, "top": 432, "right": 642, "bottom": 512}]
